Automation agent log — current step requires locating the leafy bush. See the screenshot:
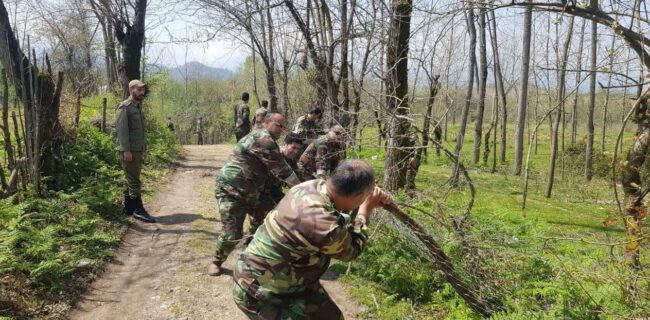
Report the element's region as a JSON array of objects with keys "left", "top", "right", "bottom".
[{"left": 0, "top": 113, "right": 180, "bottom": 317}]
